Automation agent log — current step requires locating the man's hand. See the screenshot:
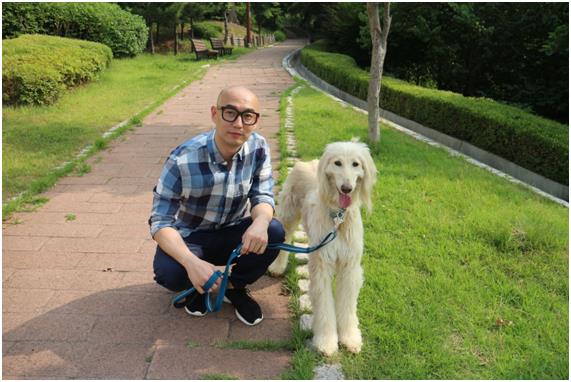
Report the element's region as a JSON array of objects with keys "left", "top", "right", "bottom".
[
  {"left": 183, "top": 256, "right": 221, "bottom": 294},
  {"left": 241, "top": 218, "right": 269, "bottom": 255}
]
